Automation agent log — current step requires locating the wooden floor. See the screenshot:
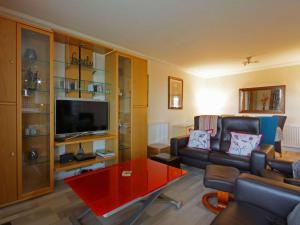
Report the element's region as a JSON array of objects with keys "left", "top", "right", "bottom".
[
  {"left": 0, "top": 166, "right": 215, "bottom": 225},
  {"left": 280, "top": 150, "right": 300, "bottom": 161}
]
